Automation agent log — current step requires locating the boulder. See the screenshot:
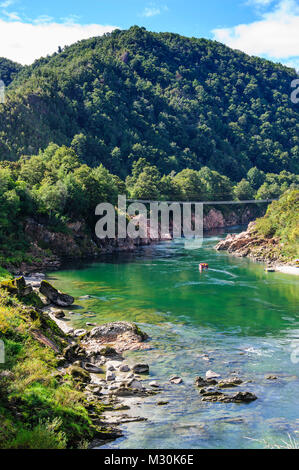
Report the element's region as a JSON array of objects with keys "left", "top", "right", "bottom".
[
  {"left": 201, "top": 391, "right": 257, "bottom": 403},
  {"left": 83, "top": 363, "right": 103, "bottom": 374},
  {"left": 63, "top": 344, "right": 86, "bottom": 361},
  {"left": 195, "top": 376, "right": 217, "bottom": 387},
  {"left": 39, "top": 280, "right": 74, "bottom": 307},
  {"left": 54, "top": 310, "right": 65, "bottom": 319},
  {"left": 218, "top": 378, "right": 243, "bottom": 388},
  {"left": 132, "top": 363, "right": 149, "bottom": 374},
  {"left": 149, "top": 381, "right": 160, "bottom": 388},
  {"left": 229, "top": 392, "right": 257, "bottom": 403},
  {"left": 68, "top": 365, "right": 91, "bottom": 383},
  {"left": 74, "top": 329, "right": 87, "bottom": 337},
  {"left": 106, "top": 371, "right": 116, "bottom": 381},
  {"left": 81, "top": 321, "right": 149, "bottom": 354},
  {"left": 119, "top": 363, "right": 130, "bottom": 372},
  {"left": 169, "top": 376, "right": 183, "bottom": 384},
  {"left": 206, "top": 370, "right": 221, "bottom": 379}
]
